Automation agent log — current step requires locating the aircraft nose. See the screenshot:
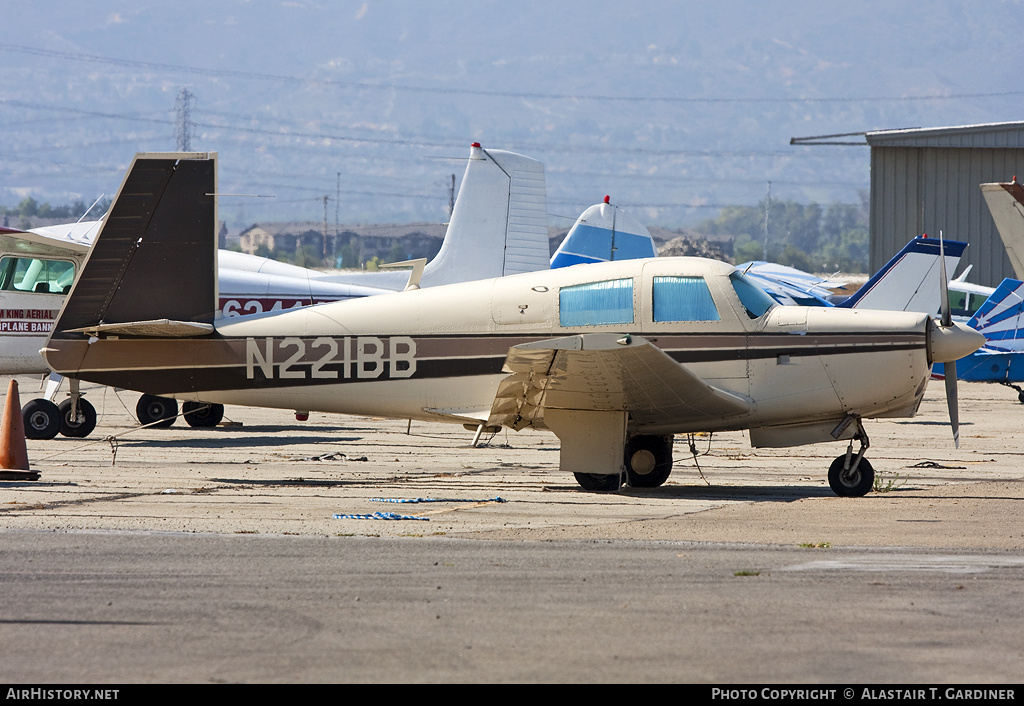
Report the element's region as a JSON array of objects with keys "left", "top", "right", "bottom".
[{"left": 928, "top": 318, "right": 986, "bottom": 363}]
